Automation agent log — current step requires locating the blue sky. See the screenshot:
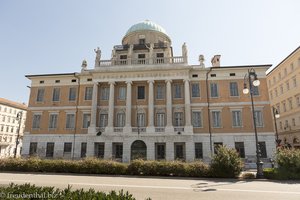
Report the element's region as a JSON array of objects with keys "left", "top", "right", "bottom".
[{"left": 0, "top": 0, "right": 299, "bottom": 104}]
